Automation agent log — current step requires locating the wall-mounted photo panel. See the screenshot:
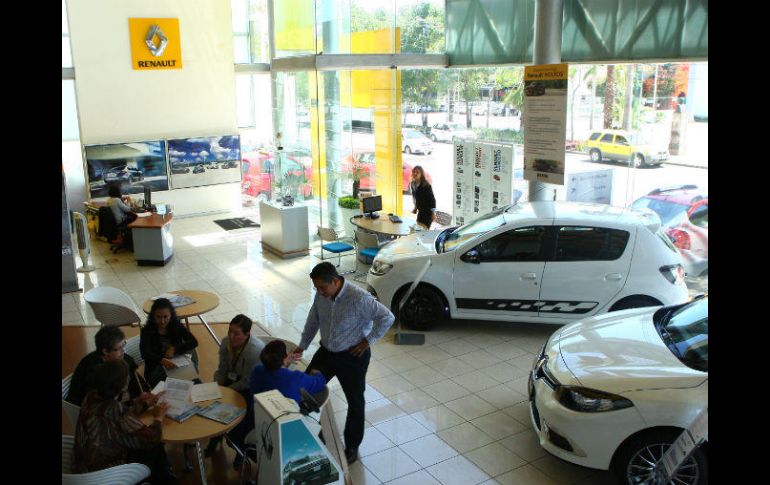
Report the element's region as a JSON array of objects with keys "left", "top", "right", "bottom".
[
  {"left": 85, "top": 141, "right": 169, "bottom": 198},
  {"left": 168, "top": 135, "right": 242, "bottom": 189}
]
